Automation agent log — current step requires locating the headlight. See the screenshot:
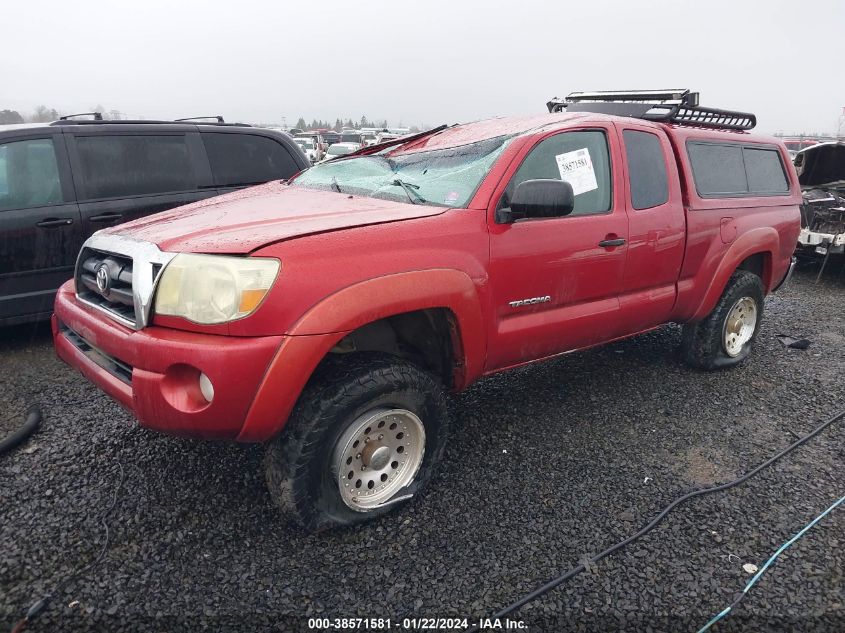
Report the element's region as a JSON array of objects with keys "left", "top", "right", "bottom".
[{"left": 154, "top": 254, "right": 280, "bottom": 324}]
